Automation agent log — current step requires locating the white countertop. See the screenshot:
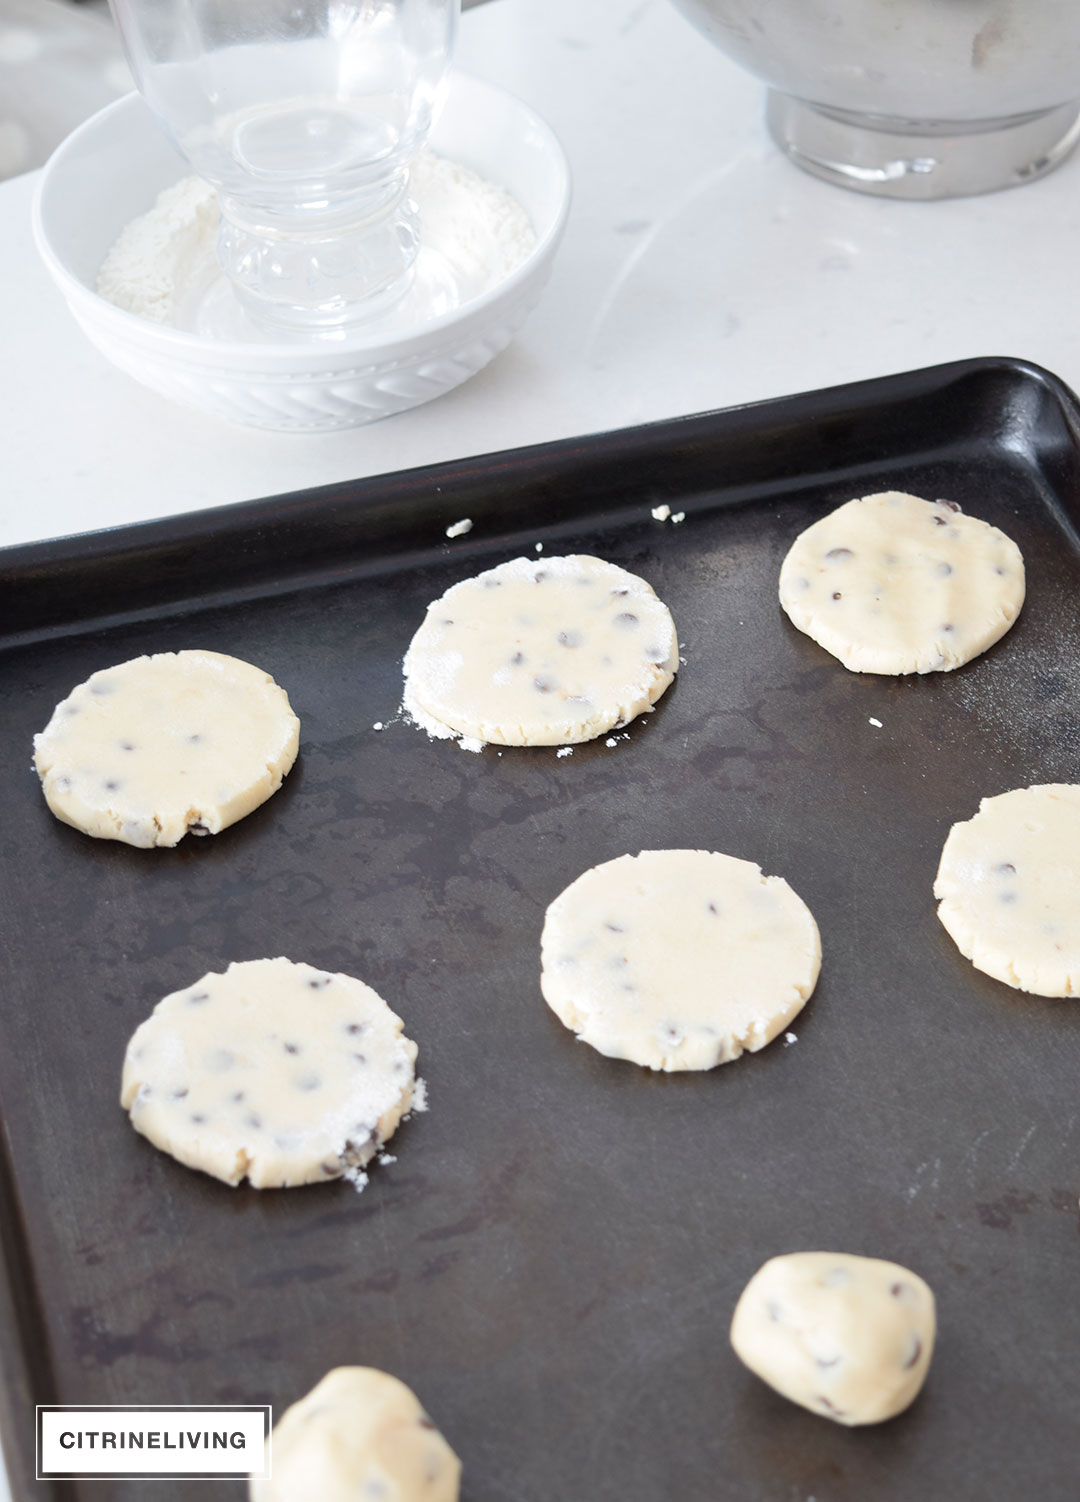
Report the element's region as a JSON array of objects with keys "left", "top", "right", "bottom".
[
  {"left": 2, "top": 0, "right": 1080, "bottom": 1493},
  {"left": 4, "top": 0, "right": 1080, "bottom": 556}
]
